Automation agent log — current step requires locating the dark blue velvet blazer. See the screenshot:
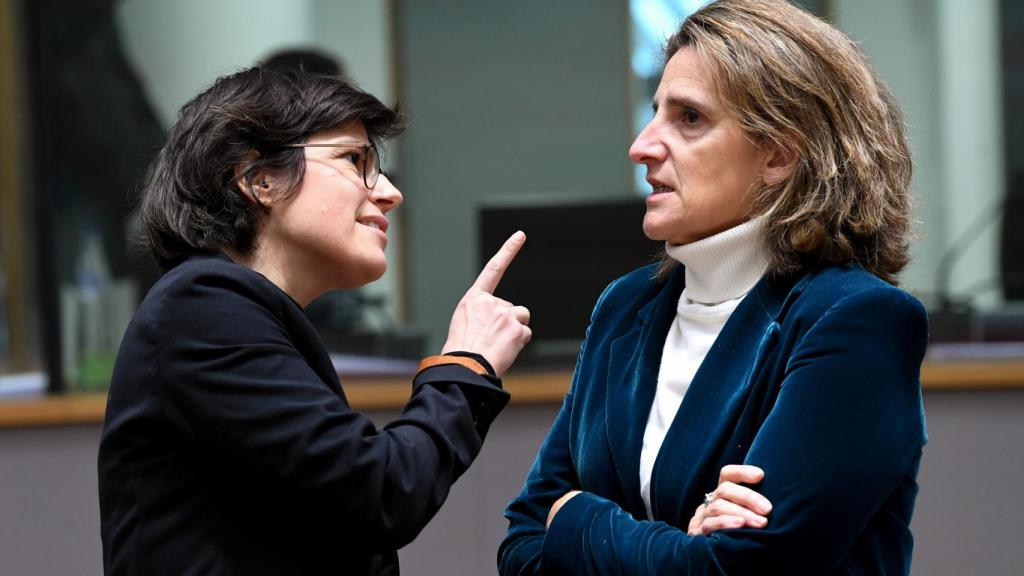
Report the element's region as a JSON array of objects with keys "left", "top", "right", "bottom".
[{"left": 499, "top": 262, "right": 928, "bottom": 575}]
